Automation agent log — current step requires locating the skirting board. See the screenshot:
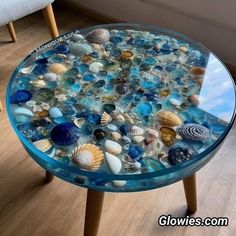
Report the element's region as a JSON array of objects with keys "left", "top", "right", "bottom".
[{"left": 56, "top": 0, "right": 236, "bottom": 81}]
